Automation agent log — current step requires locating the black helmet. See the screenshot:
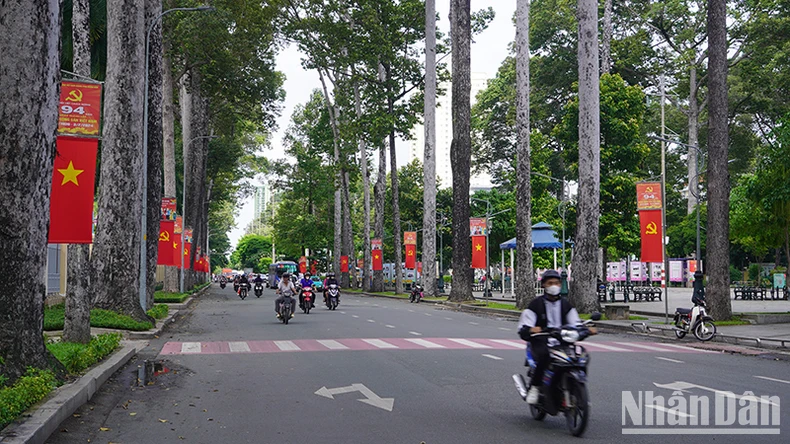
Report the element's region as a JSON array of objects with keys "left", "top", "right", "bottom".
[
  {"left": 541, "top": 269, "right": 561, "bottom": 281},
  {"left": 283, "top": 273, "right": 291, "bottom": 279}
]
